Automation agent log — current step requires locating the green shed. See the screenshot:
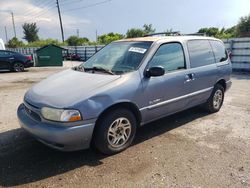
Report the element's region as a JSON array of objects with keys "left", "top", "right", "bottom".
[{"left": 36, "top": 44, "right": 65, "bottom": 67}]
